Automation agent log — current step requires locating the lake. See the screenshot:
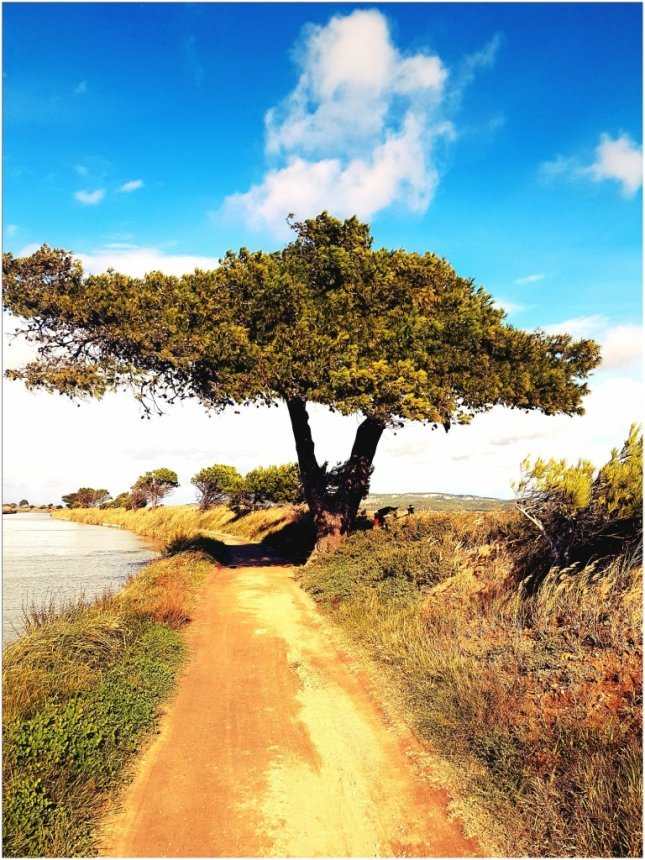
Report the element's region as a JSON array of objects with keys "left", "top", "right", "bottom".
[{"left": 2, "top": 512, "right": 160, "bottom": 646}]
